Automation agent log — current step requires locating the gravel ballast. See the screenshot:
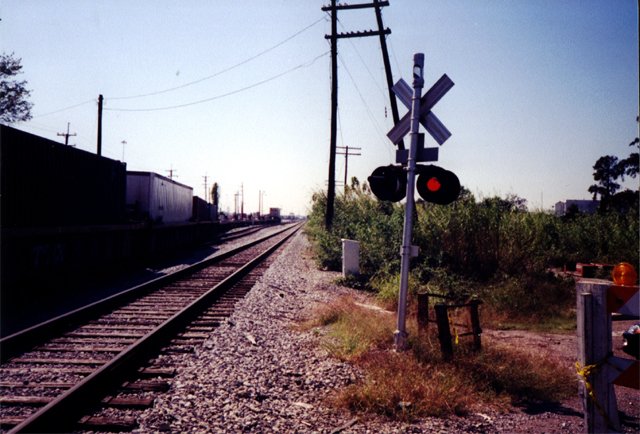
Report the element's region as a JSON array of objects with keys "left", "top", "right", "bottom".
[{"left": 134, "top": 230, "right": 635, "bottom": 433}]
